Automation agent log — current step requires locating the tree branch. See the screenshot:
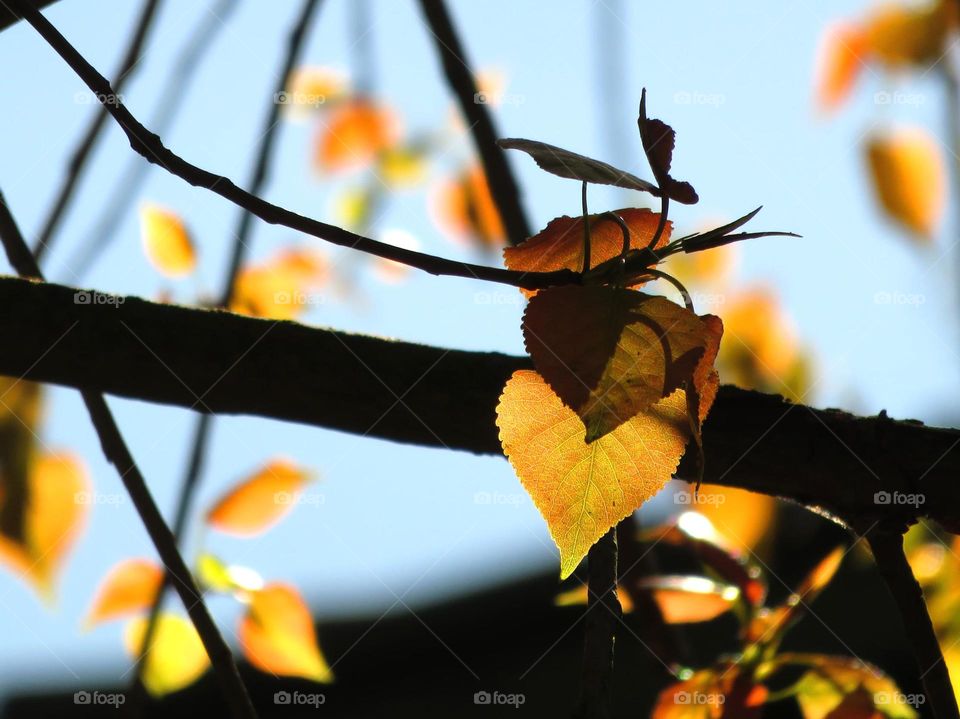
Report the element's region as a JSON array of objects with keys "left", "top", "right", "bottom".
[
  {"left": 0, "top": 0, "right": 57, "bottom": 32},
  {"left": 868, "top": 529, "right": 960, "bottom": 719},
  {"left": 12, "top": 0, "right": 576, "bottom": 290},
  {"left": 0, "top": 205, "right": 257, "bottom": 719},
  {"left": 418, "top": 0, "right": 532, "bottom": 246},
  {"left": 2, "top": 275, "right": 959, "bottom": 531},
  {"left": 32, "top": 0, "right": 164, "bottom": 263}
]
